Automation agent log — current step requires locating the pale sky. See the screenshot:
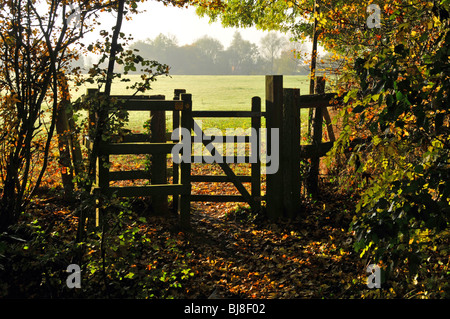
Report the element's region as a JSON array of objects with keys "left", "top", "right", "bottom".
[
  {"left": 82, "top": 1, "right": 288, "bottom": 49},
  {"left": 77, "top": 1, "right": 325, "bottom": 66}
]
